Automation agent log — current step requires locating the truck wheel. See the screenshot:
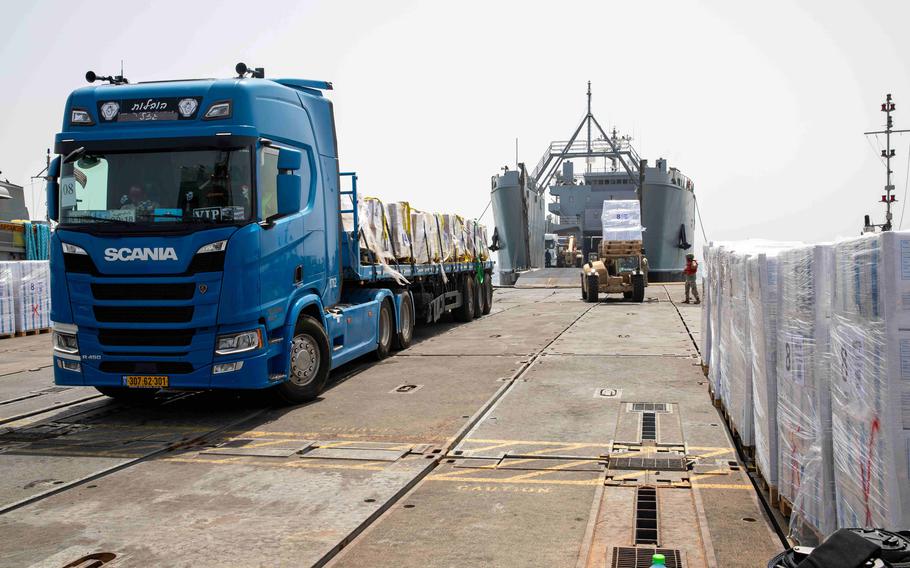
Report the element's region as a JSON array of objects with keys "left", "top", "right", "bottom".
[
  {"left": 586, "top": 274, "right": 599, "bottom": 303},
  {"left": 455, "top": 276, "right": 475, "bottom": 322},
  {"left": 472, "top": 275, "right": 484, "bottom": 318},
  {"left": 95, "top": 387, "right": 159, "bottom": 405},
  {"left": 374, "top": 299, "right": 394, "bottom": 360},
  {"left": 393, "top": 293, "right": 415, "bottom": 350},
  {"left": 581, "top": 274, "right": 588, "bottom": 300},
  {"left": 632, "top": 274, "right": 645, "bottom": 303},
  {"left": 273, "top": 315, "right": 330, "bottom": 405},
  {"left": 482, "top": 276, "right": 493, "bottom": 315}
]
